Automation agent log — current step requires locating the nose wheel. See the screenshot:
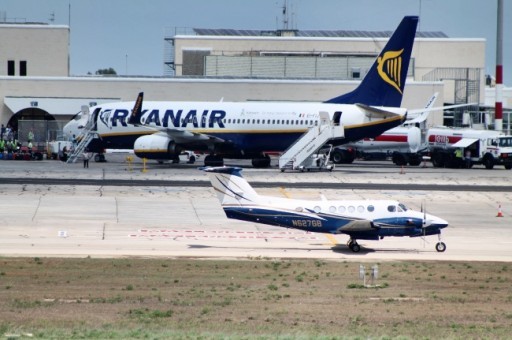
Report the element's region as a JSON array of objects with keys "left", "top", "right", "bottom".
[
  {"left": 347, "top": 239, "right": 361, "bottom": 253},
  {"left": 435, "top": 234, "right": 446, "bottom": 252},
  {"left": 435, "top": 242, "right": 446, "bottom": 252}
]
